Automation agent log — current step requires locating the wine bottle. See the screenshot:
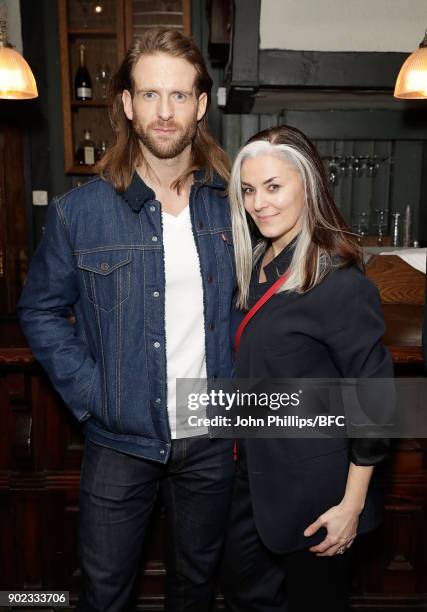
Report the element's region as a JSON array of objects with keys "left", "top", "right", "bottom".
[
  {"left": 403, "top": 205, "right": 412, "bottom": 247},
  {"left": 75, "top": 129, "right": 96, "bottom": 165},
  {"left": 96, "top": 140, "right": 108, "bottom": 161},
  {"left": 75, "top": 44, "right": 92, "bottom": 101}
]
